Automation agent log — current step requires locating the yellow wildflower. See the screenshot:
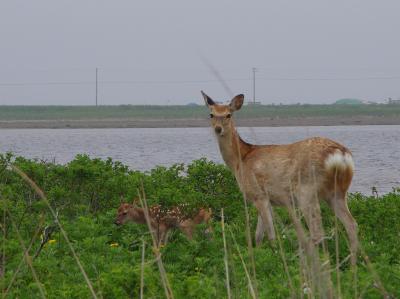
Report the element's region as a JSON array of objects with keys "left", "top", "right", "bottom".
[
  {"left": 110, "top": 242, "right": 119, "bottom": 248},
  {"left": 48, "top": 239, "right": 56, "bottom": 245}
]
